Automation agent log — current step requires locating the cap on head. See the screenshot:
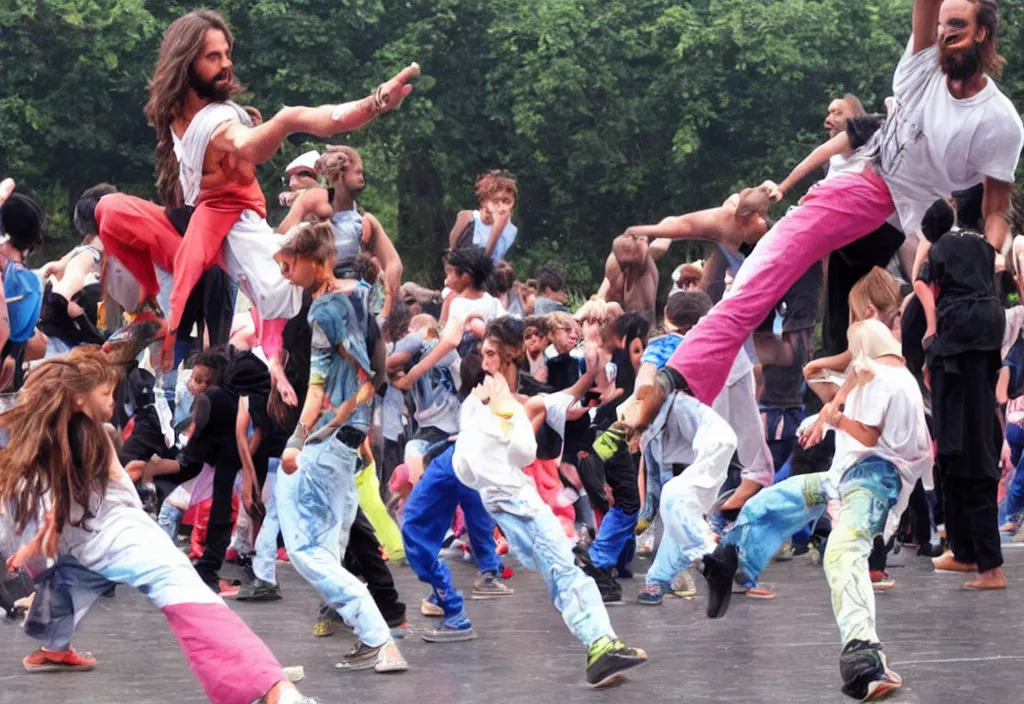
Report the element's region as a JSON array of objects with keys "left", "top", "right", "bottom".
[{"left": 285, "top": 151, "right": 321, "bottom": 176}]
